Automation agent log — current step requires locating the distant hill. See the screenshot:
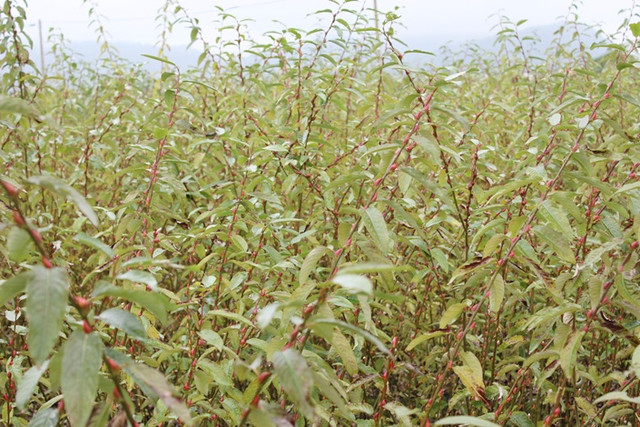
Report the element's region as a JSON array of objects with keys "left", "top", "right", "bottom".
[{"left": 36, "top": 21, "right": 602, "bottom": 72}]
